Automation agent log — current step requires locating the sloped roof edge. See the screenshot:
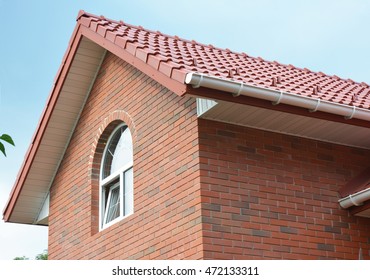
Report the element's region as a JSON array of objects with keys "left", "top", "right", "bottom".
[{"left": 2, "top": 20, "right": 85, "bottom": 223}]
